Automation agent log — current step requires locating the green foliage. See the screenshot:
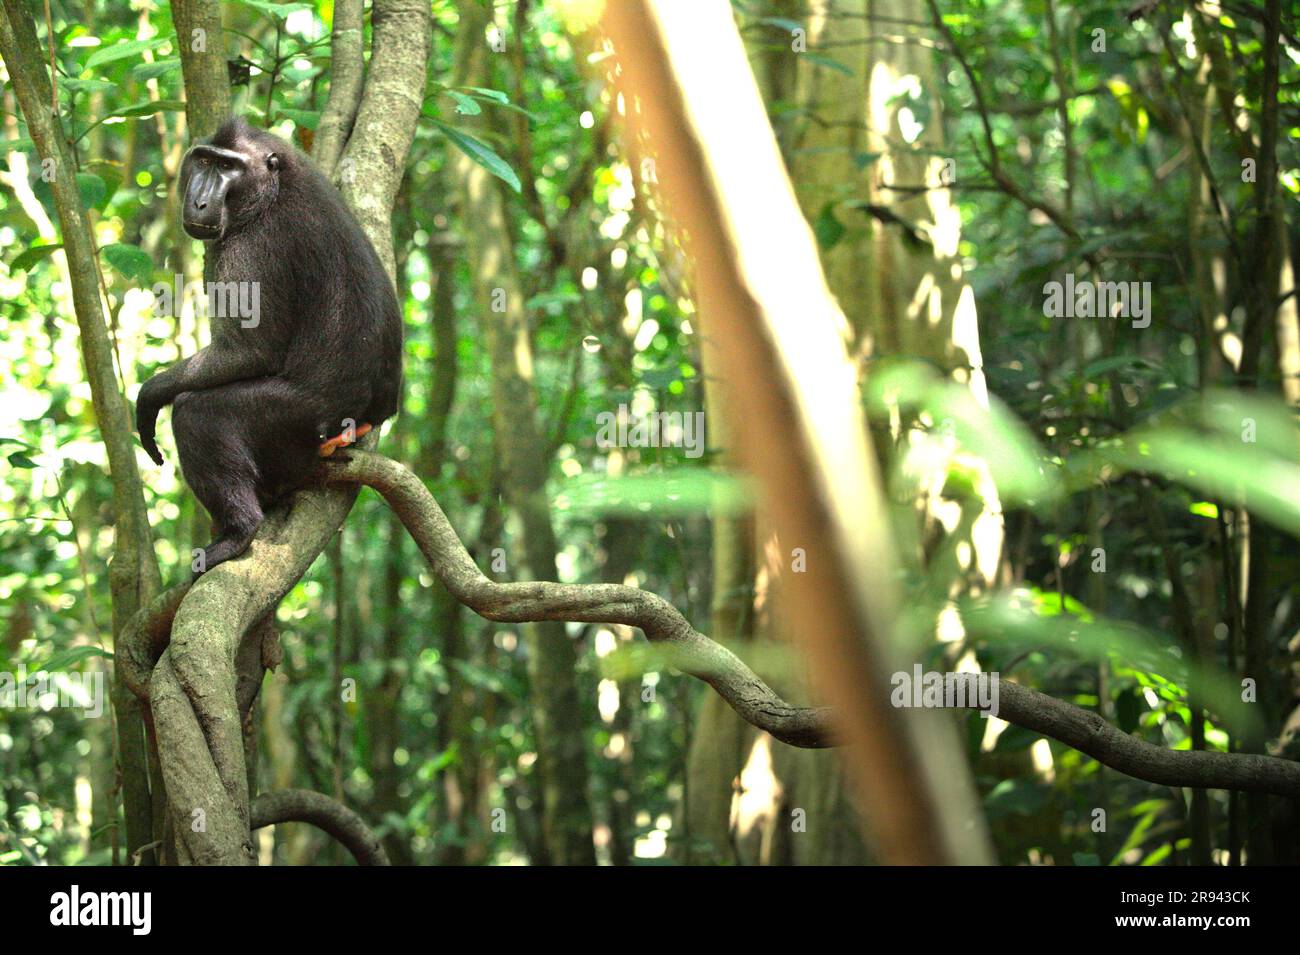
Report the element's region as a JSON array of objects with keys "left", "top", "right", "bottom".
[
  {"left": 553, "top": 471, "right": 753, "bottom": 518},
  {"left": 427, "top": 119, "right": 522, "bottom": 193},
  {"left": 100, "top": 243, "right": 153, "bottom": 283}
]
